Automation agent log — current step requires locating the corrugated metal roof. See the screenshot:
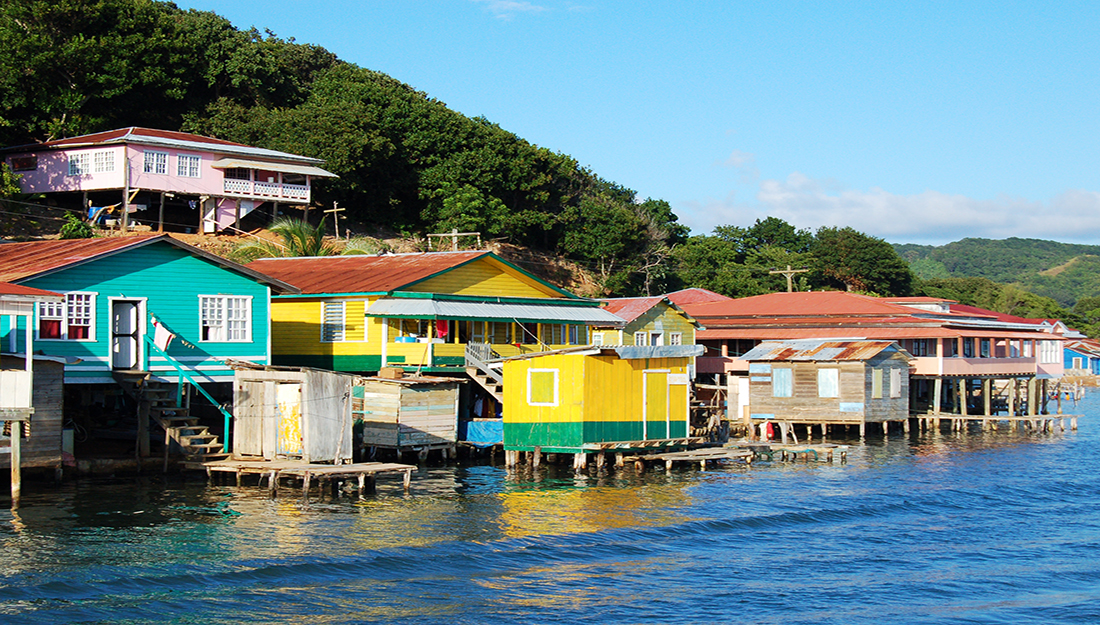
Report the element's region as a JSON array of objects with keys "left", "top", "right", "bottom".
[
  {"left": 248, "top": 252, "right": 491, "bottom": 294},
  {"left": 683, "top": 291, "right": 917, "bottom": 319},
  {"left": 612, "top": 344, "right": 705, "bottom": 359},
  {"left": 601, "top": 296, "right": 664, "bottom": 323},
  {"left": 0, "top": 281, "right": 62, "bottom": 299},
  {"left": 698, "top": 326, "right": 1053, "bottom": 341},
  {"left": 665, "top": 288, "right": 731, "bottom": 306},
  {"left": 741, "top": 339, "right": 903, "bottom": 362},
  {"left": 209, "top": 157, "right": 337, "bottom": 178},
  {"left": 367, "top": 297, "right": 624, "bottom": 325},
  {"left": 0, "top": 235, "right": 298, "bottom": 293},
  {"left": 3, "top": 127, "right": 326, "bottom": 165}
]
